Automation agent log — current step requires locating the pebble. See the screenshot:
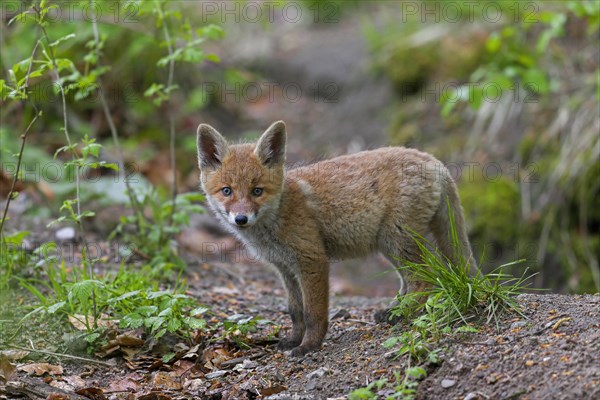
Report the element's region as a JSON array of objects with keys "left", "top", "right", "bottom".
[
  {"left": 510, "top": 321, "right": 527, "bottom": 329},
  {"left": 307, "top": 367, "right": 329, "bottom": 380},
  {"left": 441, "top": 379, "right": 456, "bottom": 388},
  {"left": 55, "top": 226, "right": 76, "bottom": 241},
  {"left": 329, "top": 308, "right": 351, "bottom": 320},
  {"left": 205, "top": 370, "right": 228, "bottom": 379},
  {"left": 464, "top": 393, "right": 481, "bottom": 400},
  {"left": 242, "top": 359, "right": 257, "bottom": 369}
]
